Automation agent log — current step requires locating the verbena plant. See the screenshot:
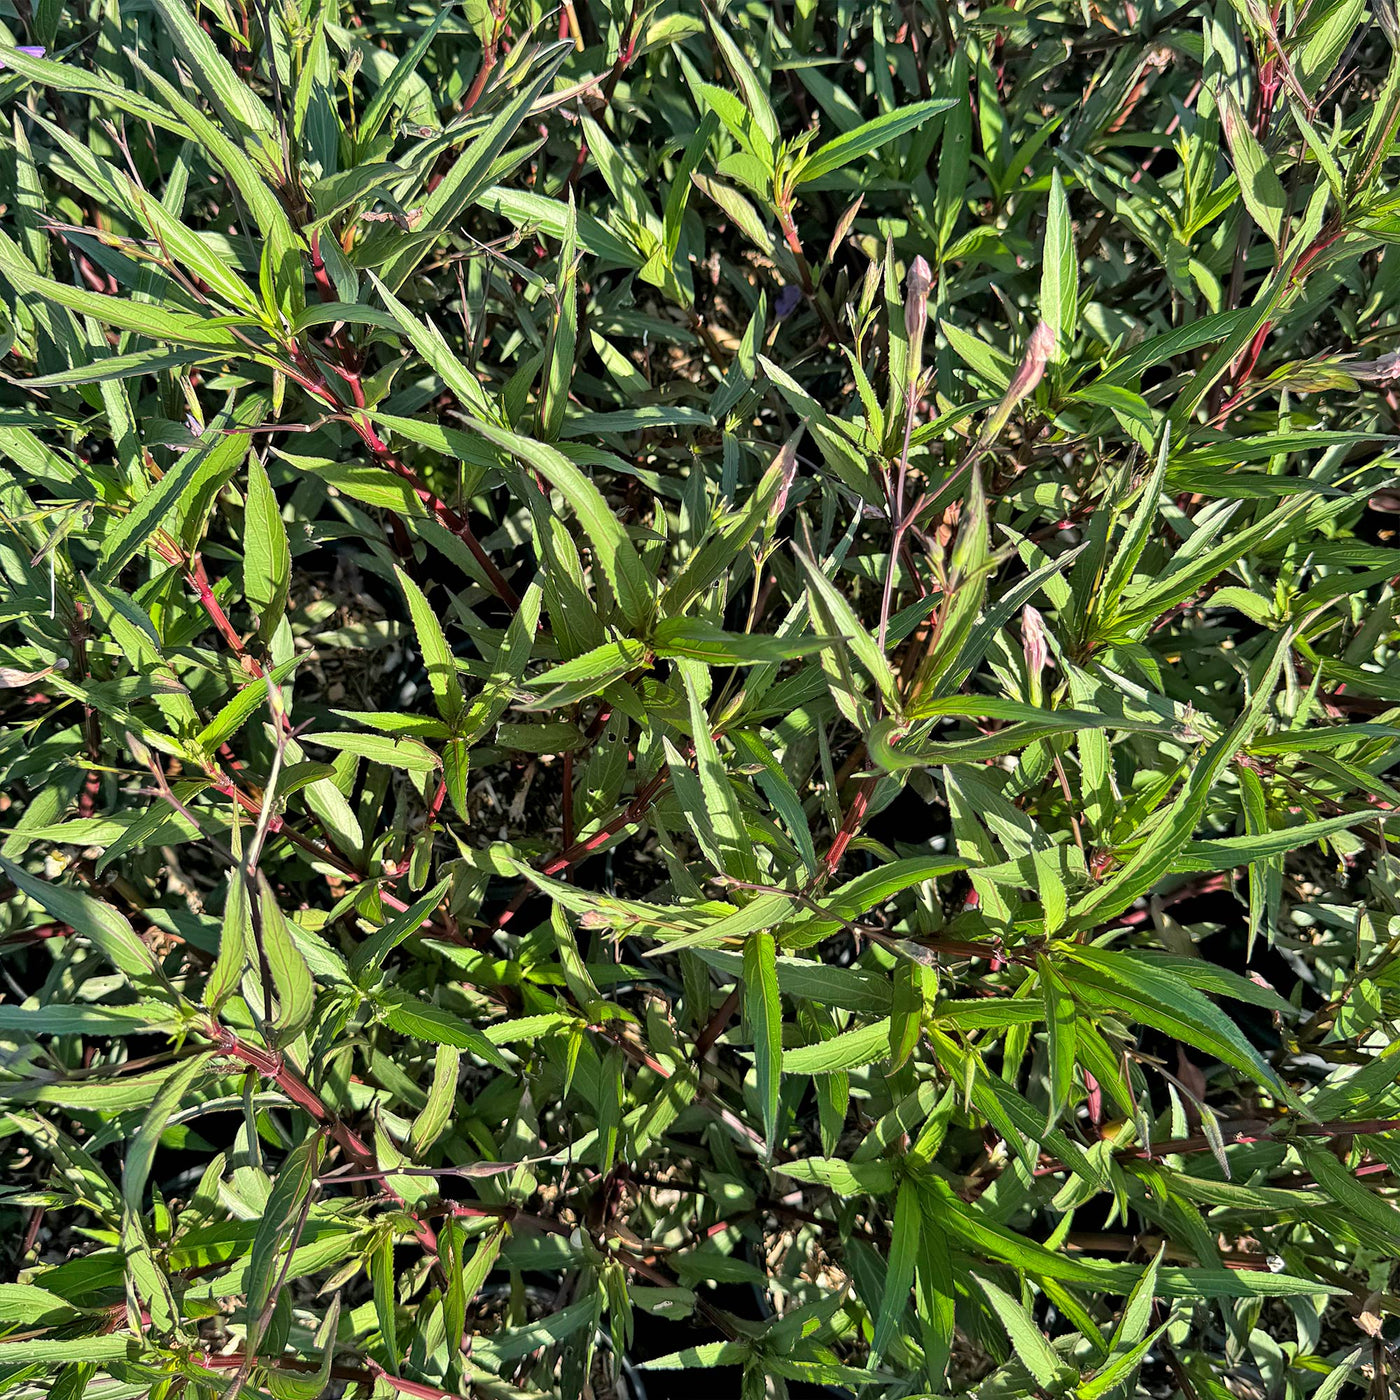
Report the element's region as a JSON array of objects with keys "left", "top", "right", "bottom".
[{"left": 0, "top": 0, "right": 1398, "bottom": 1397}]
